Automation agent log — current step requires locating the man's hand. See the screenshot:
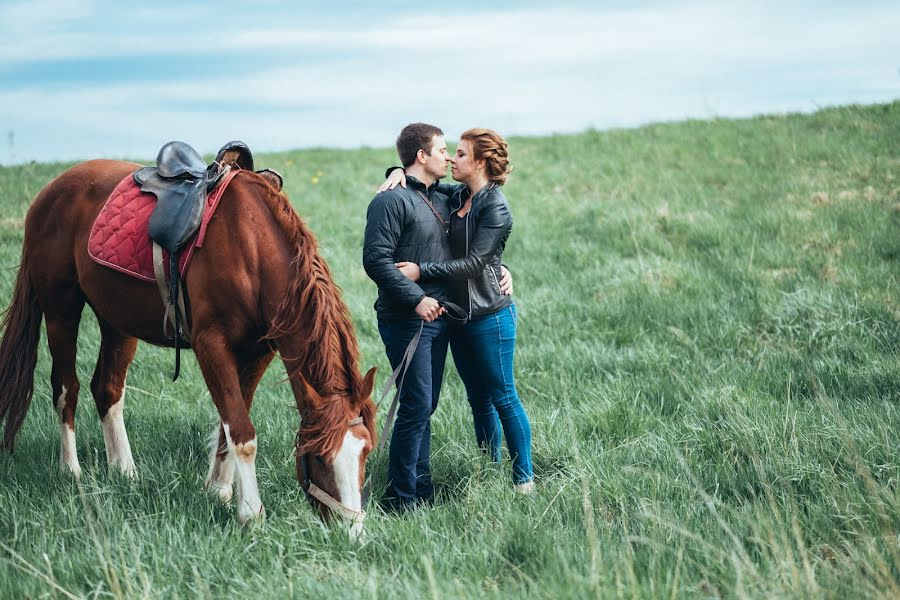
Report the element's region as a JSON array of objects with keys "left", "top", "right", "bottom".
[
  {"left": 377, "top": 168, "right": 407, "bottom": 193},
  {"left": 415, "top": 296, "right": 444, "bottom": 322},
  {"left": 396, "top": 261, "right": 421, "bottom": 281},
  {"left": 499, "top": 265, "right": 513, "bottom": 296}
]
